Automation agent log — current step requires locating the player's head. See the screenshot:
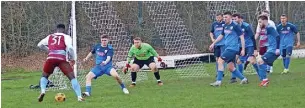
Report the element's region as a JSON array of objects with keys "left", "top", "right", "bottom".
[
  {"left": 100, "top": 34, "right": 109, "bottom": 46},
  {"left": 258, "top": 15, "right": 269, "bottom": 28},
  {"left": 216, "top": 13, "right": 223, "bottom": 22},
  {"left": 280, "top": 14, "right": 288, "bottom": 25},
  {"left": 232, "top": 13, "right": 242, "bottom": 24},
  {"left": 133, "top": 37, "right": 142, "bottom": 48},
  {"left": 223, "top": 11, "right": 232, "bottom": 24},
  {"left": 56, "top": 24, "right": 65, "bottom": 33},
  {"left": 261, "top": 10, "right": 270, "bottom": 17}
]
